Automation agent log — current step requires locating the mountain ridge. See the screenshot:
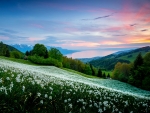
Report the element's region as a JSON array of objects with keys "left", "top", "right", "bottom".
[
  {"left": 11, "top": 44, "right": 79, "bottom": 55},
  {"left": 89, "top": 46, "right": 150, "bottom": 70}
]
